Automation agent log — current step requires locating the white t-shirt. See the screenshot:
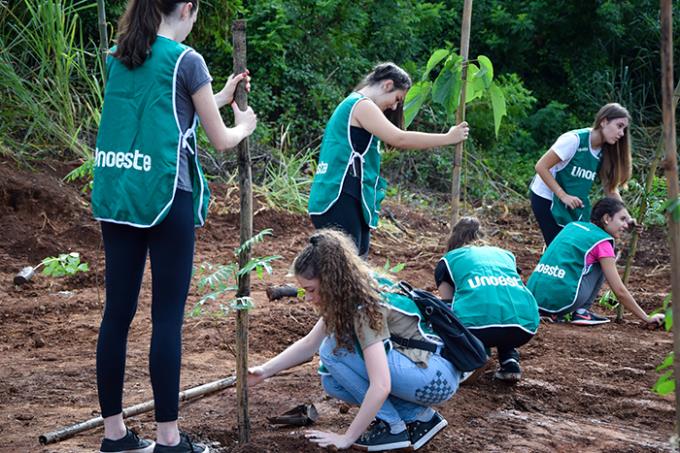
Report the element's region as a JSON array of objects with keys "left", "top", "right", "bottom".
[{"left": 530, "top": 128, "right": 601, "bottom": 200}]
